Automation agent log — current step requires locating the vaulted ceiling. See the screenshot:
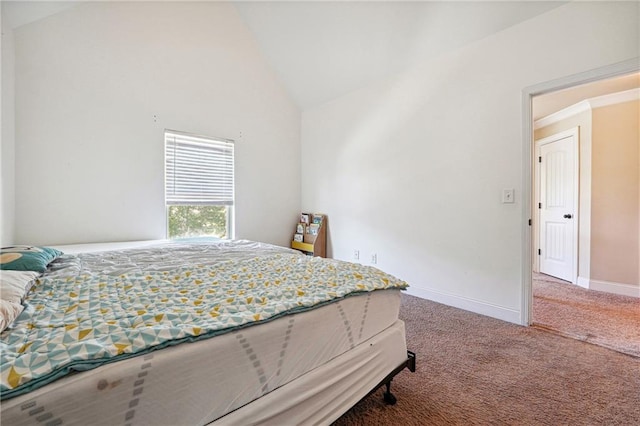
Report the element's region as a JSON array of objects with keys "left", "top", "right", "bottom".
[
  {"left": 233, "top": 1, "right": 567, "bottom": 108},
  {"left": 3, "top": 1, "right": 571, "bottom": 109},
  {"left": 2, "top": 1, "right": 588, "bottom": 111}
]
